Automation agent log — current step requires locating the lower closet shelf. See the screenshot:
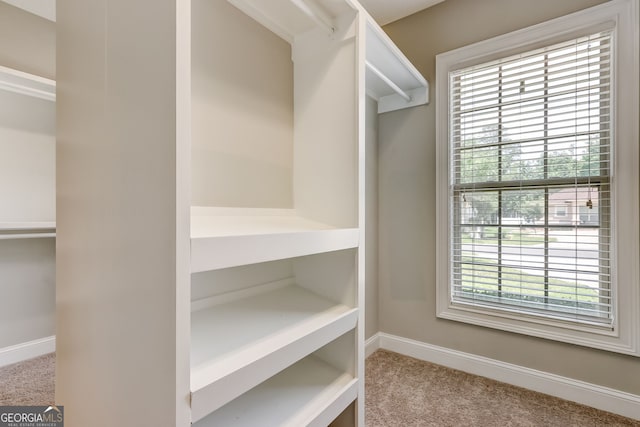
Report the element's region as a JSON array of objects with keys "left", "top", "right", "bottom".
[
  {"left": 194, "top": 355, "right": 358, "bottom": 427},
  {"left": 190, "top": 283, "right": 358, "bottom": 422}
]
